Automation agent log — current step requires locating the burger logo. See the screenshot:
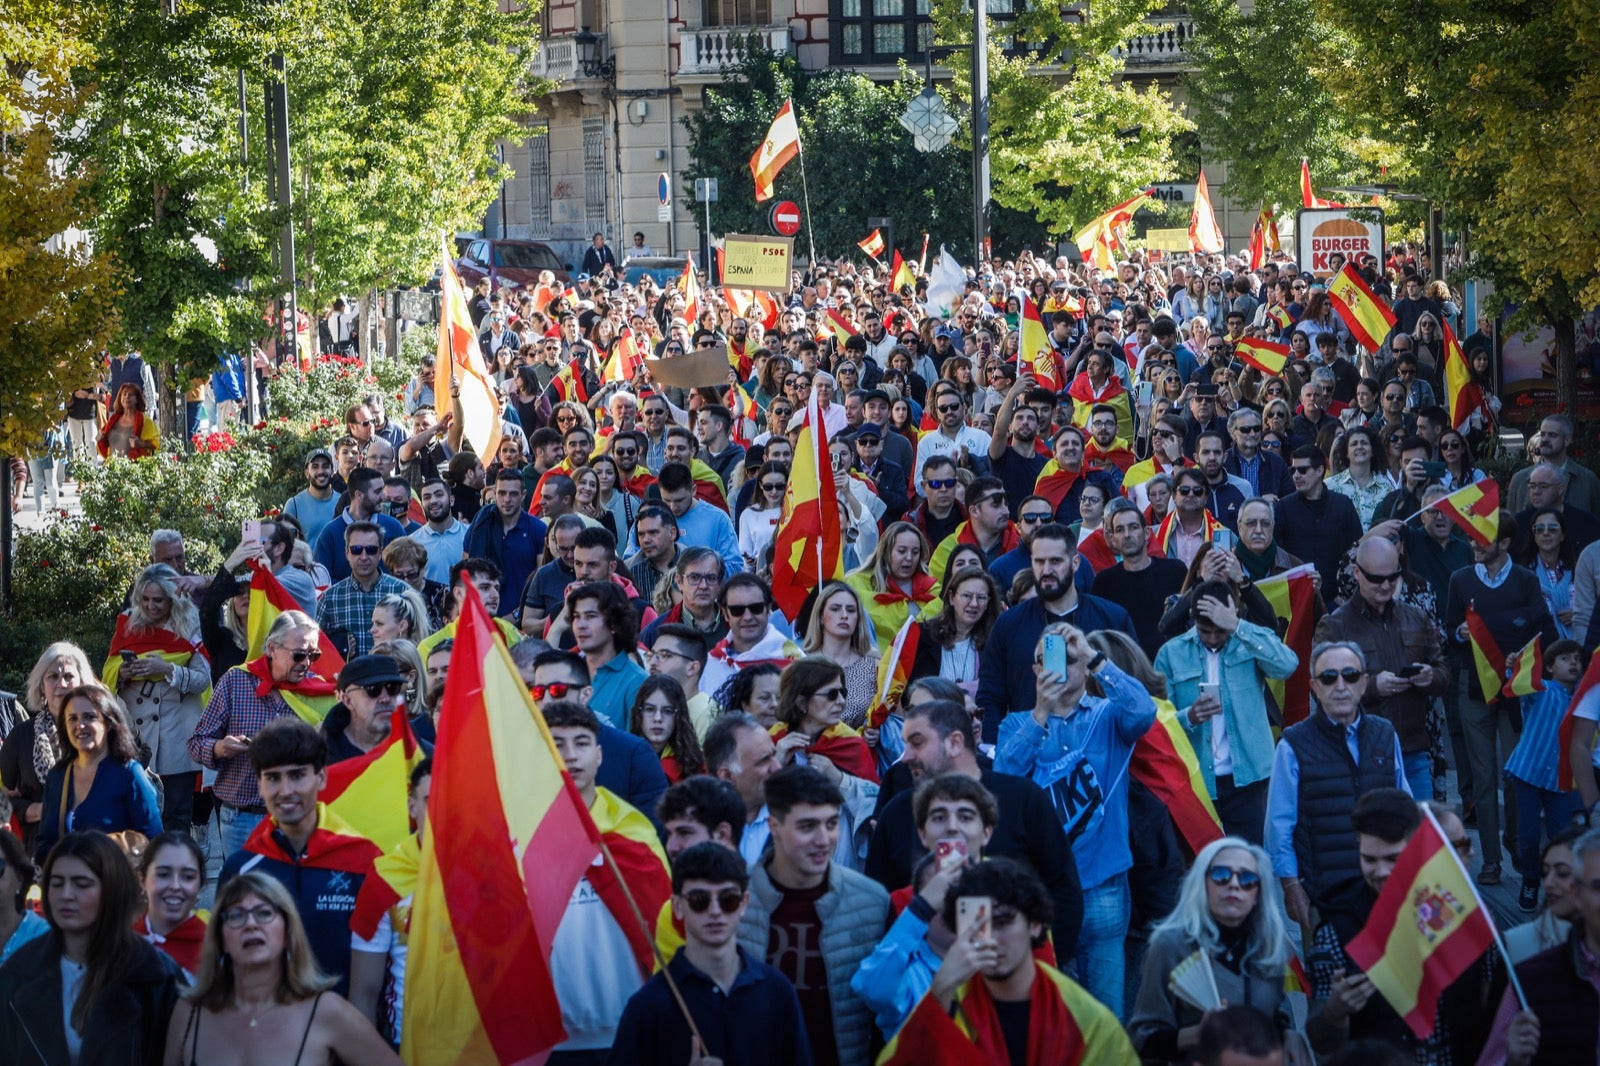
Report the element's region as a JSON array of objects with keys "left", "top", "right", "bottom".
[{"left": 1308, "top": 217, "right": 1374, "bottom": 276}]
